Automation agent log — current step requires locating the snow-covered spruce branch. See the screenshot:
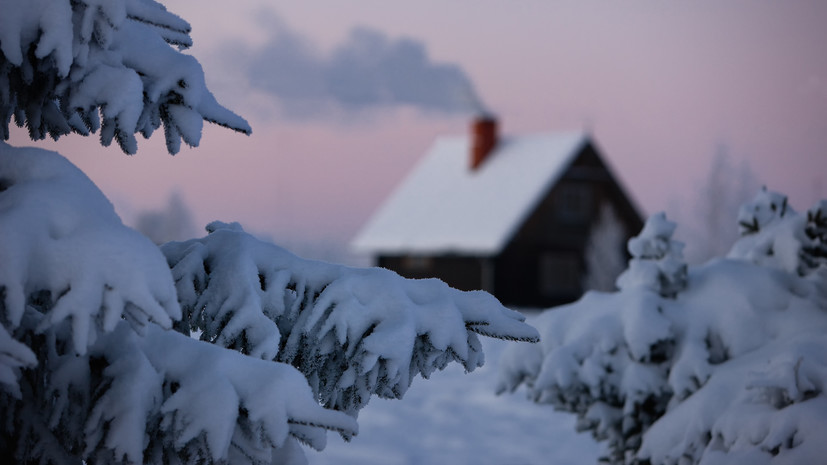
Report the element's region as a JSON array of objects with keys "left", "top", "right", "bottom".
[
  {"left": 0, "top": 143, "right": 357, "bottom": 464},
  {"left": 0, "top": 323, "right": 37, "bottom": 398},
  {"left": 162, "top": 222, "right": 539, "bottom": 416},
  {"left": 0, "top": 142, "right": 180, "bottom": 355},
  {"left": 498, "top": 191, "right": 827, "bottom": 465},
  {"left": 731, "top": 187, "right": 827, "bottom": 280},
  {"left": 7, "top": 312, "right": 357, "bottom": 465},
  {"left": 0, "top": 0, "right": 250, "bottom": 154},
  {"left": 1, "top": 143, "right": 538, "bottom": 463}
]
